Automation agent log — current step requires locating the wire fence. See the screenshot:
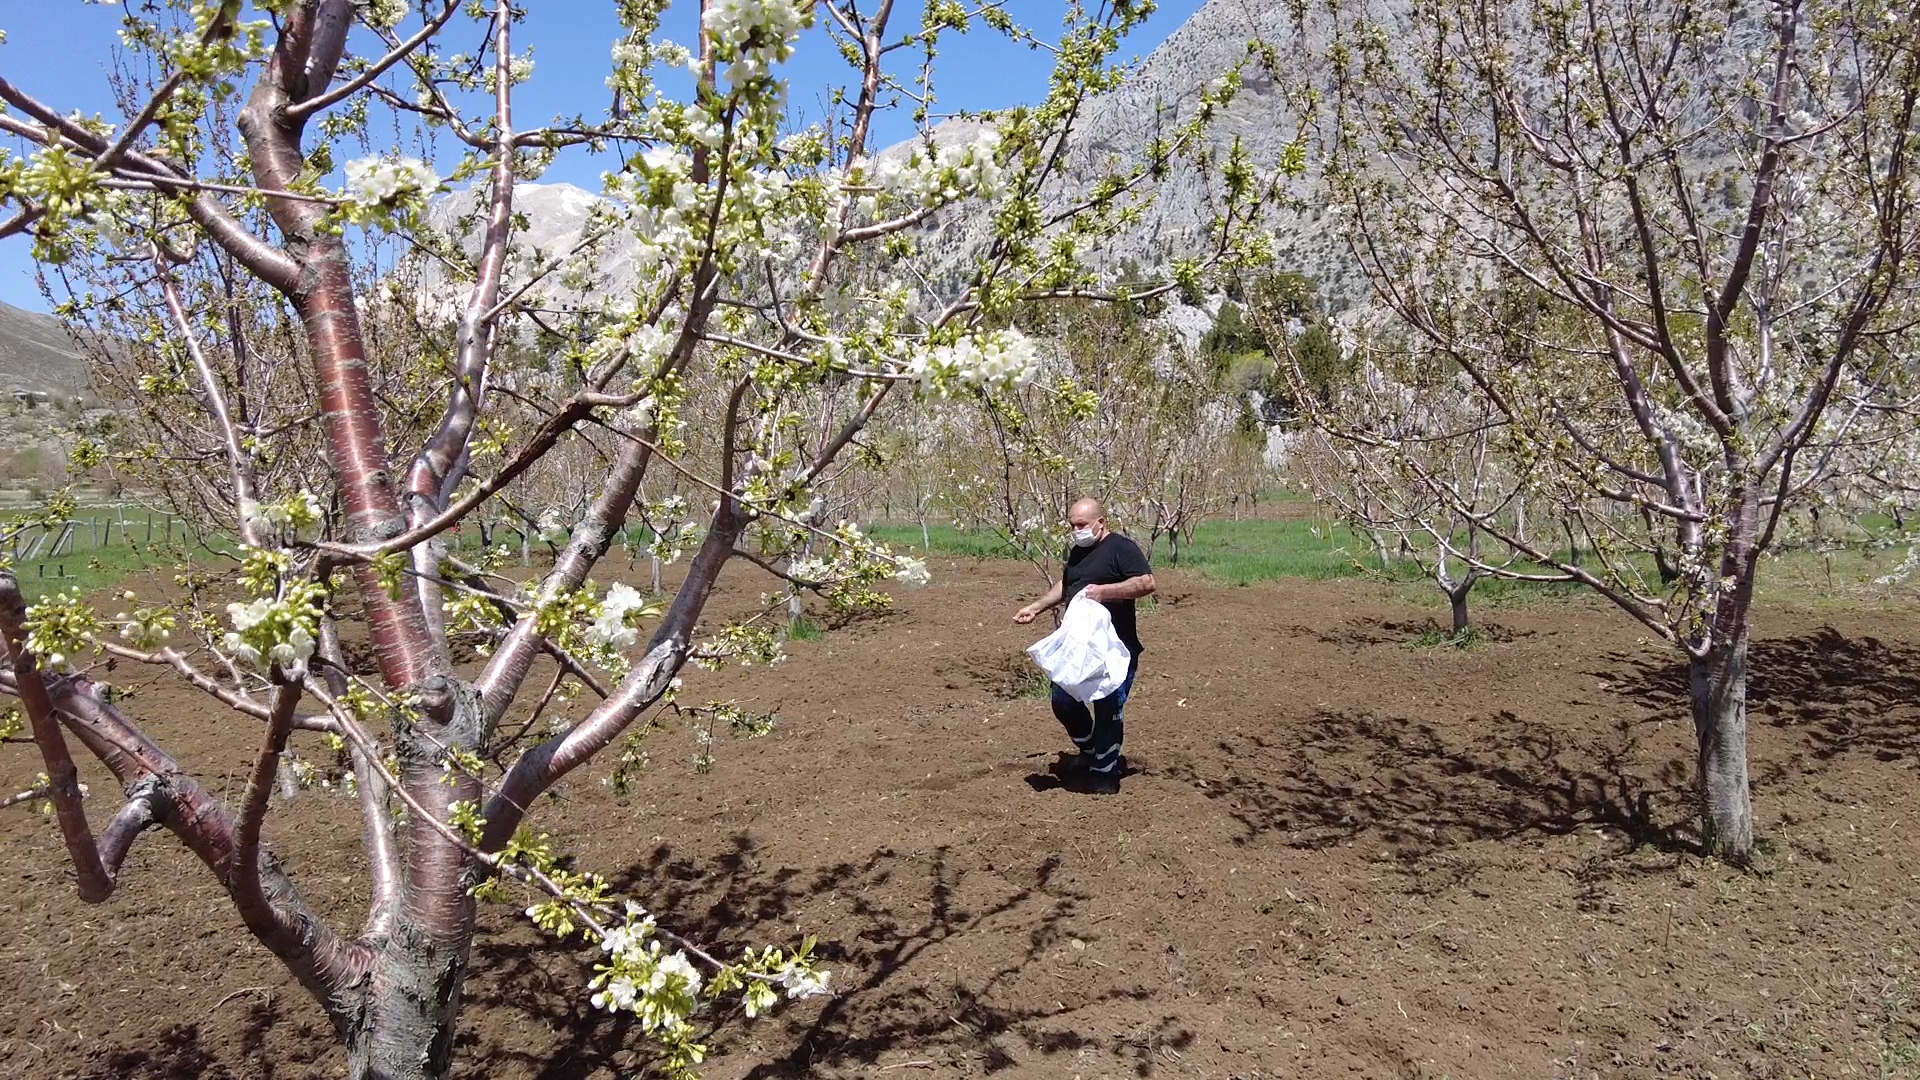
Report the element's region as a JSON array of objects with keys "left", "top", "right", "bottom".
[
  {"left": 8, "top": 512, "right": 185, "bottom": 558},
  {"left": 1, "top": 508, "right": 193, "bottom": 584}
]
